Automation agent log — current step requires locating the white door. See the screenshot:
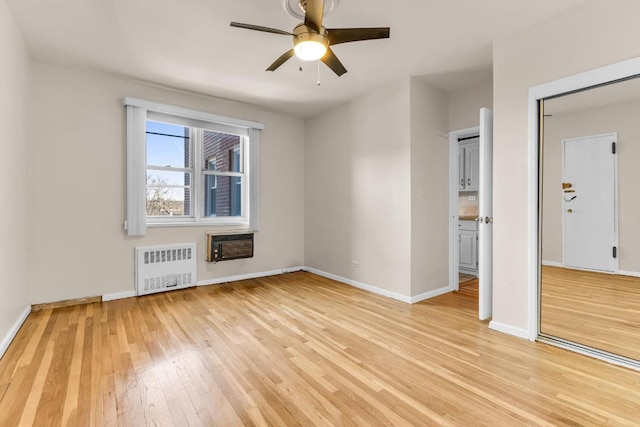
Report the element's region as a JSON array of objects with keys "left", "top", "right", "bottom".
[
  {"left": 459, "top": 148, "right": 465, "bottom": 190},
  {"left": 459, "top": 231, "right": 476, "bottom": 270},
  {"left": 563, "top": 134, "right": 618, "bottom": 272},
  {"left": 478, "top": 108, "right": 493, "bottom": 321},
  {"left": 465, "top": 144, "right": 480, "bottom": 190}
]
